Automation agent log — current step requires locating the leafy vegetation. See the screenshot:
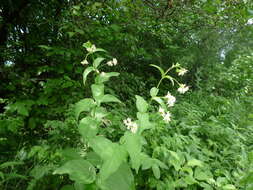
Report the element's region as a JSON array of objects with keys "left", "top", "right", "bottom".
[{"left": 0, "top": 0, "right": 253, "bottom": 189}]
